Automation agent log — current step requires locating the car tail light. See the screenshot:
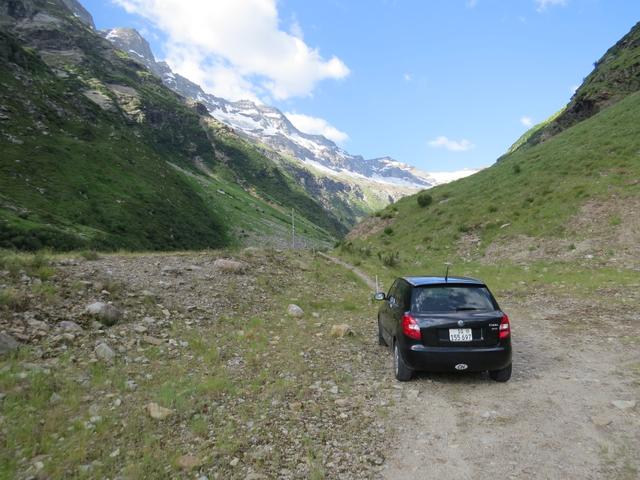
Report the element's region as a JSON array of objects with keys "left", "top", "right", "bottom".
[
  {"left": 402, "top": 312, "right": 421, "bottom": 340},
  {"left": 499, "top": 314, "right": 511, "bottom": 340}
]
